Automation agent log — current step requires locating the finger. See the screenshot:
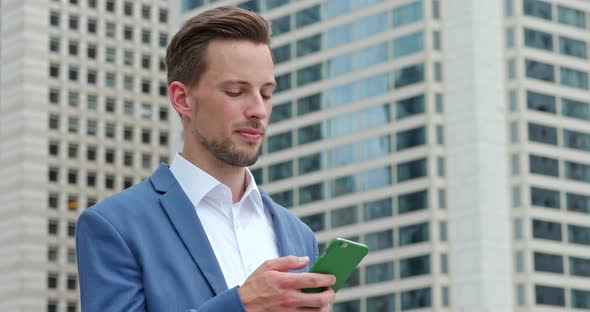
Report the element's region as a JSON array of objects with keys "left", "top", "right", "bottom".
[
  {"left": 260, "top": 256, "right": 310, "bottom": 272},
  {"left": 282, "top": 273, "right": 335, "bottom": 290},
  {"left": 296, "top": 288, "right": 336, "bottom": 309}
]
